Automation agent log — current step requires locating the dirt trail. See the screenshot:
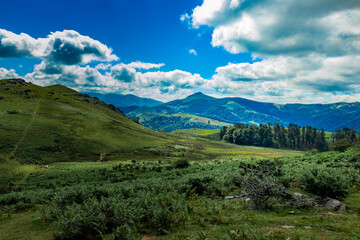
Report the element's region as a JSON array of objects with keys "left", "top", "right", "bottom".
[{"left": 8, "top": 100, "right": 41, "bottom": 160}]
